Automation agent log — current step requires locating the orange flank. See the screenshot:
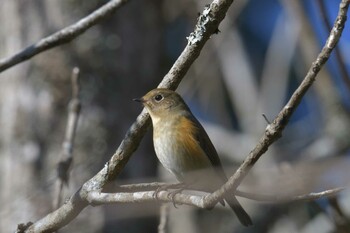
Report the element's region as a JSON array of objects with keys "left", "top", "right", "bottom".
[{"left": 176, "top": 116, "right": 211, "bottom": 170}]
